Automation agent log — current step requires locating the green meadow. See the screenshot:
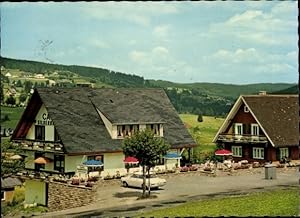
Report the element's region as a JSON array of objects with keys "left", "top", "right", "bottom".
[
  {"left": 138, "top": 188, "right": 299, "bottom": 217},
  {"left": 1, "top": 106, "right": 25, "bottom": 129},
  {"left": 180, "top": 114, "right": 224, "bottom": 161}
]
